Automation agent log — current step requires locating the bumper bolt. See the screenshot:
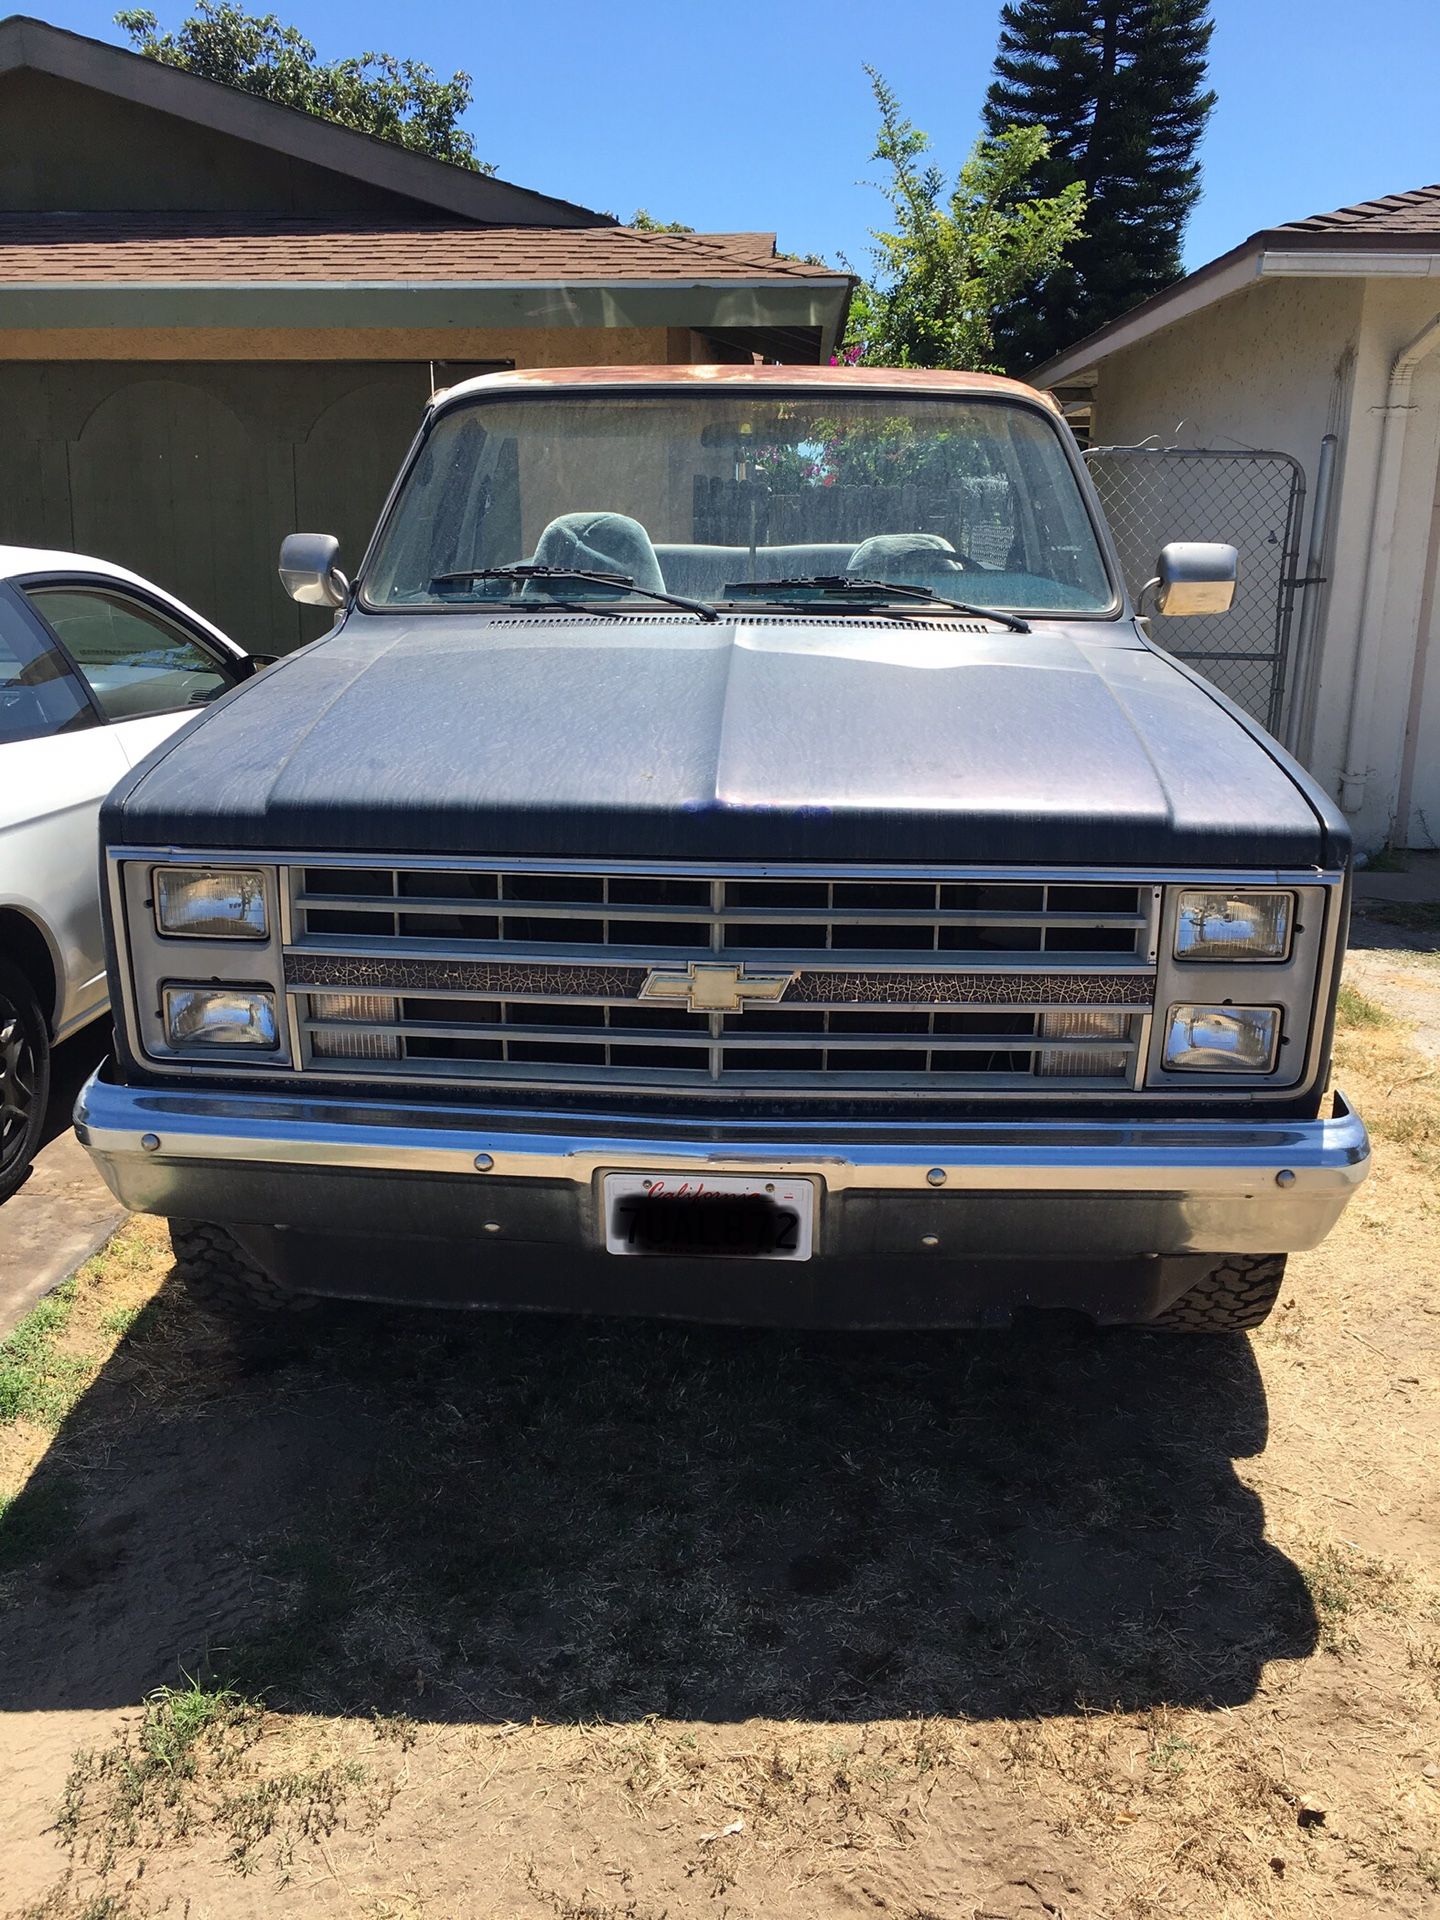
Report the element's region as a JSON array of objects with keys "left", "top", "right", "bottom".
[
  {"left": 926, "top": 1167, "right": 946, "bottom": 1187},
  {"left": 1275, "top": 1168, "right": 1296, "bottom": 1188},
  {"left": 921, "top": 1234, "right": 939, "bottom": 1248},
  {"left": 473, "top": 1153, "right": 494, "bottom": 1172},
  {"left": 140, "top": 1133, "right": 161, "bottom": 1153}
]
